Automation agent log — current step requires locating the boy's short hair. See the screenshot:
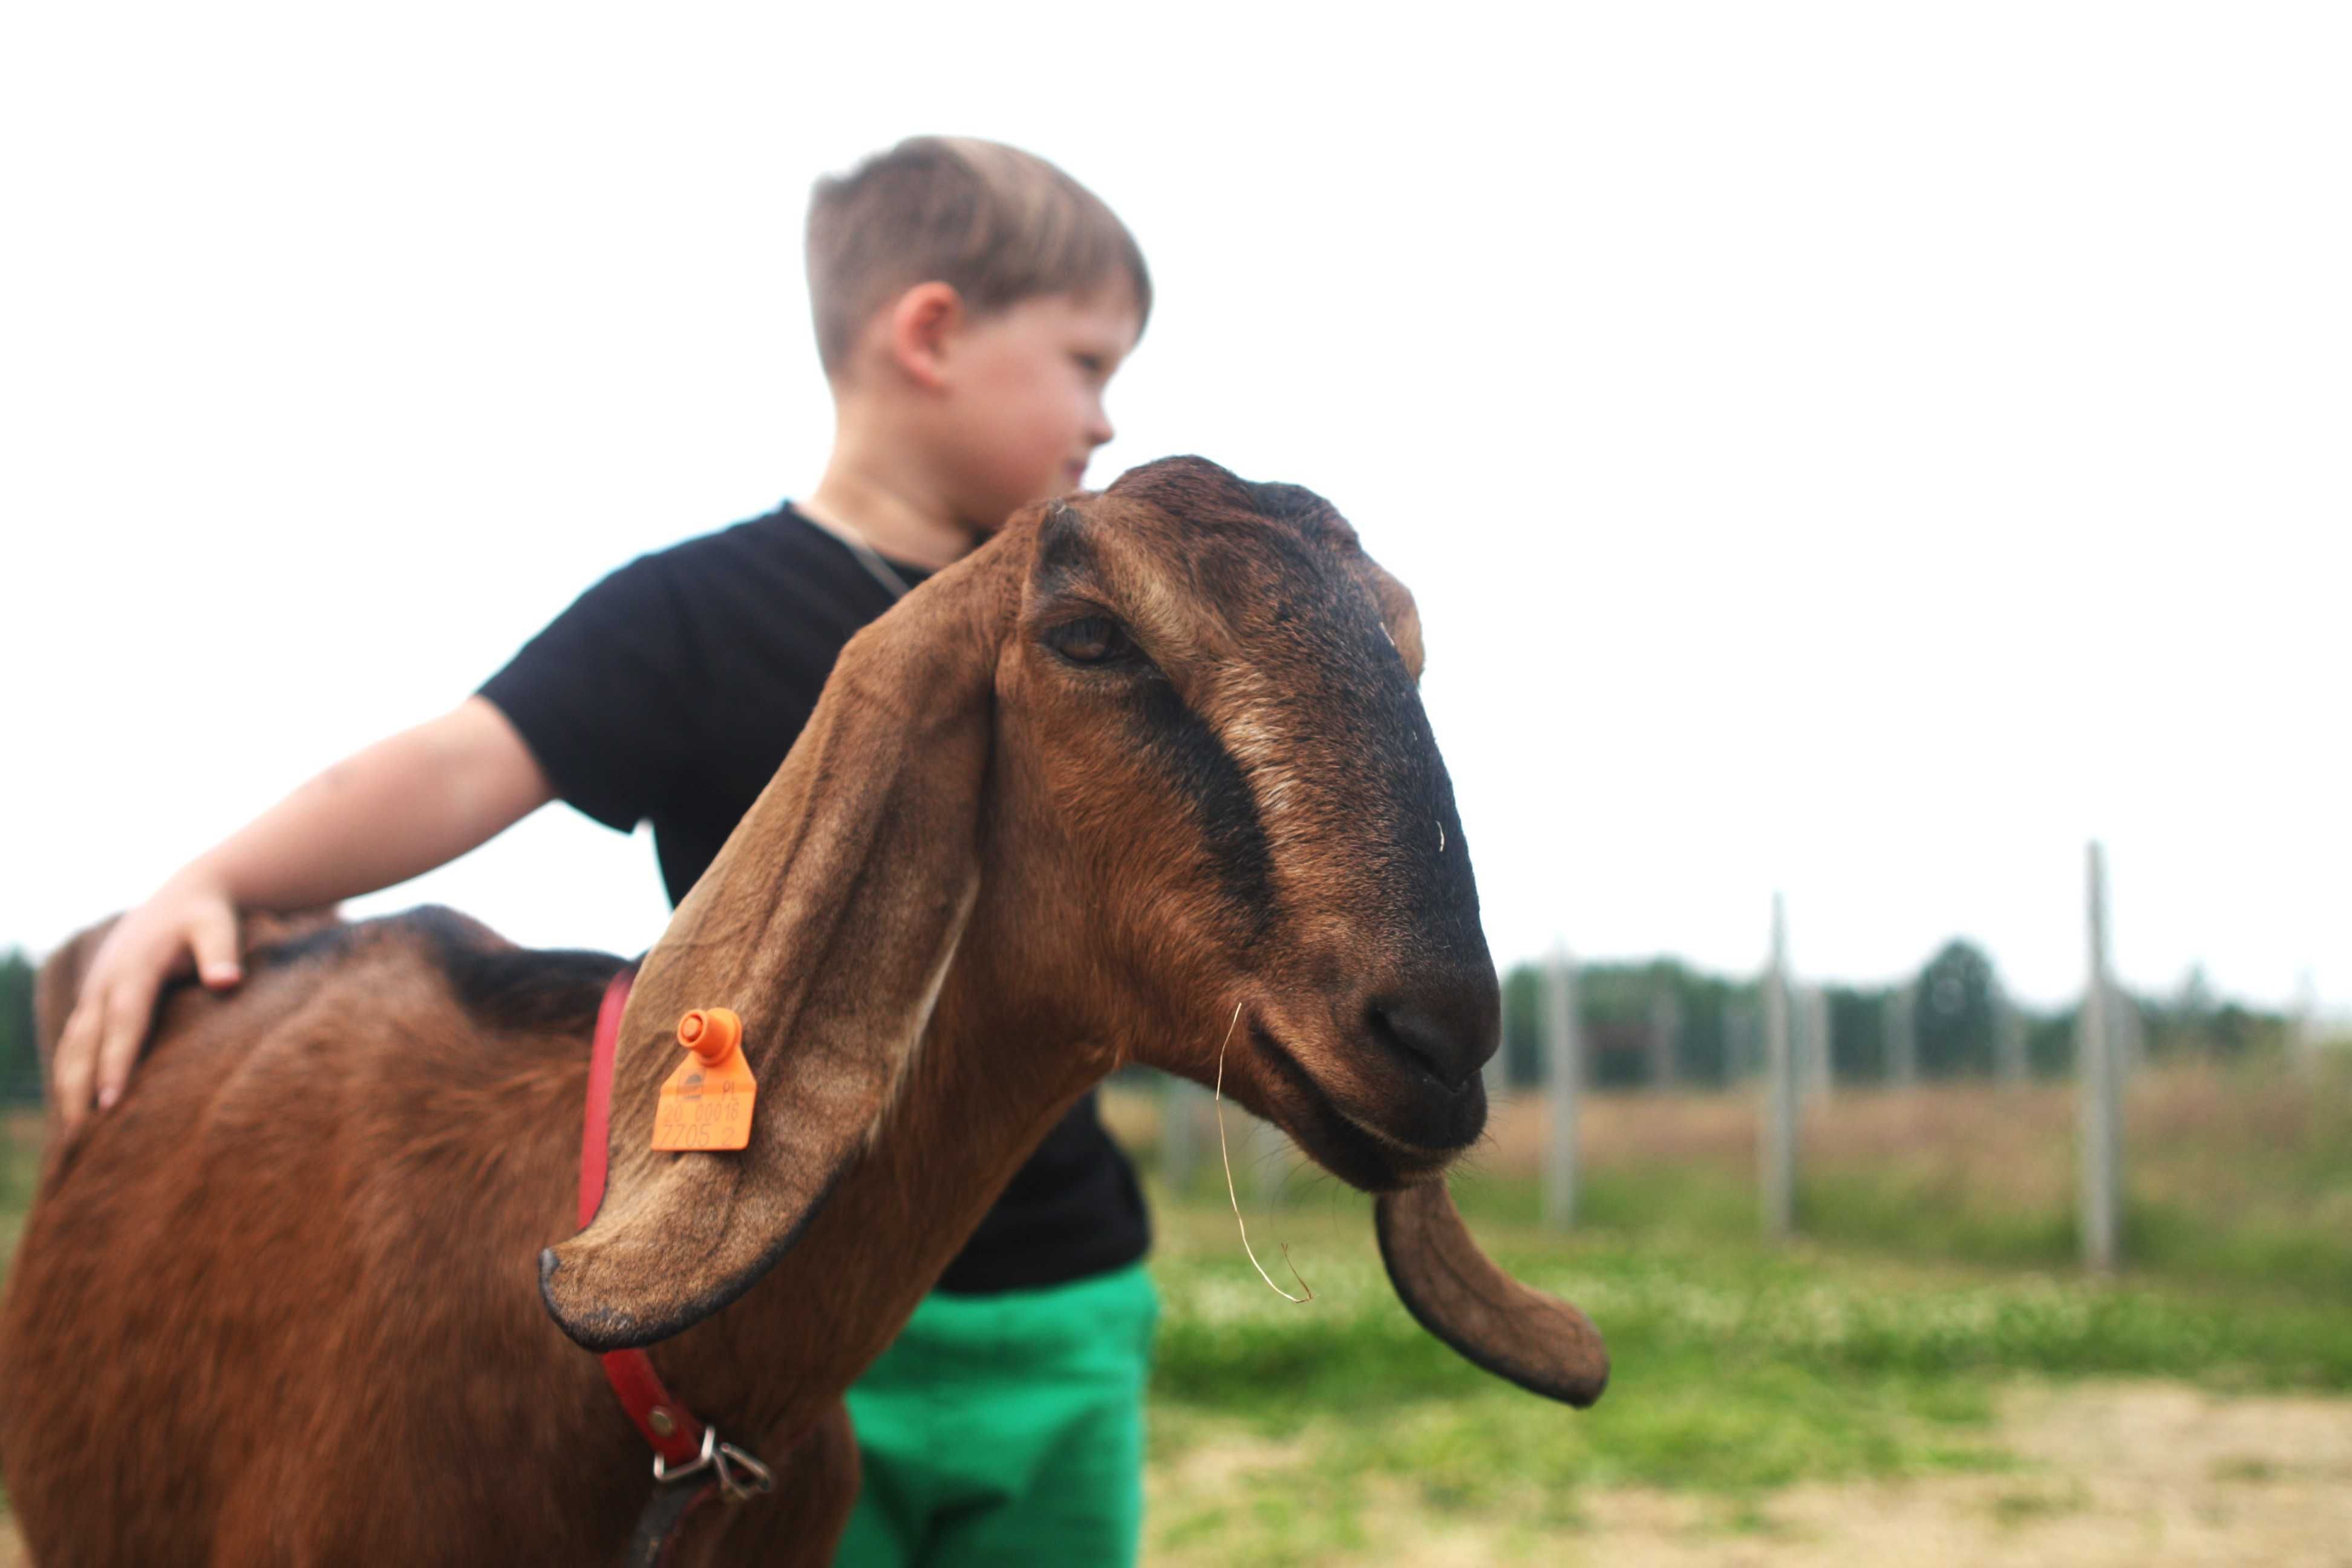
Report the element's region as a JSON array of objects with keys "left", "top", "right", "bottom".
[{"left": 807, "top": 137, "right": 1152, "bottom": 377}]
